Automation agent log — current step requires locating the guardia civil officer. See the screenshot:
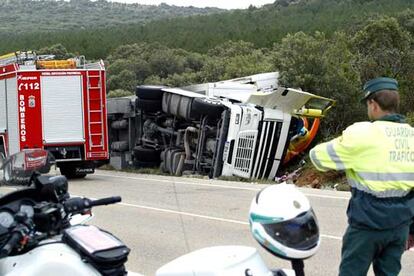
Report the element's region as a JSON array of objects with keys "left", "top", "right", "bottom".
[{"left": 310, "top": 77, "right": 414, "bottom": 276}]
